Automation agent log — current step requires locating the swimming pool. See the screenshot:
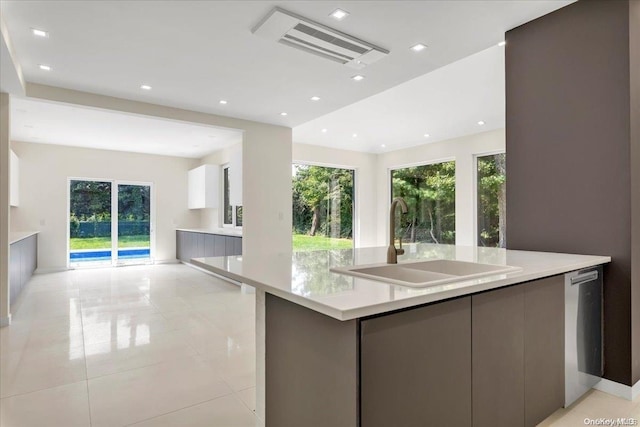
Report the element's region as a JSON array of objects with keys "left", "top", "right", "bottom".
[{"left": 70, "top": 248, "right": 150, "bottom": 262}]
